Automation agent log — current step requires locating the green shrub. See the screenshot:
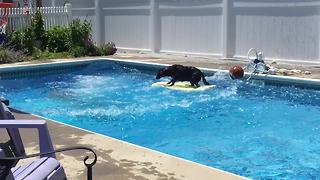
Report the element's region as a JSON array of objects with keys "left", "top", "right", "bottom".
[
  {"left": 70, "top": 19, "right": 92, "bottom": 47},
  {"left": 6, "top": 10, "right": 45, "bottom": 54},
  {"left": 4, "top": 17, "right": 116, "bottom": 62},
  {"left": 6, "top": 30, "right": 25, "bottom": 51},
  {"left": 98, "top": 42, "right": 117, "bottom": 56},
  {"left": 32, "top": 10, "right": 46, "bottom": 49},
  {"left": 85, "top": 38, "right": 99, "bottom": 56},
  {"left": 32, "top": 48, "right": 74, "bottom": 60},
  {"left": 0, "top": 46, "right": 28, "bottom": 64},
  {"left": 22, "top": 26, "right": 36, "bottom": 54},
  {"left": 46, "top": 26, "right": 71, "bottom": 52},
  {"left": 6, "top": 27, "right": 35, "bottom": 54},
  {"left": 69, "top": 19, "right": 102, "bottom": 56},
  {"left": 31, "top": 47, "right": 42, "bottom": 59},
  {"left": 70, "top": 46, "right": 86, "bottom": 57}
]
